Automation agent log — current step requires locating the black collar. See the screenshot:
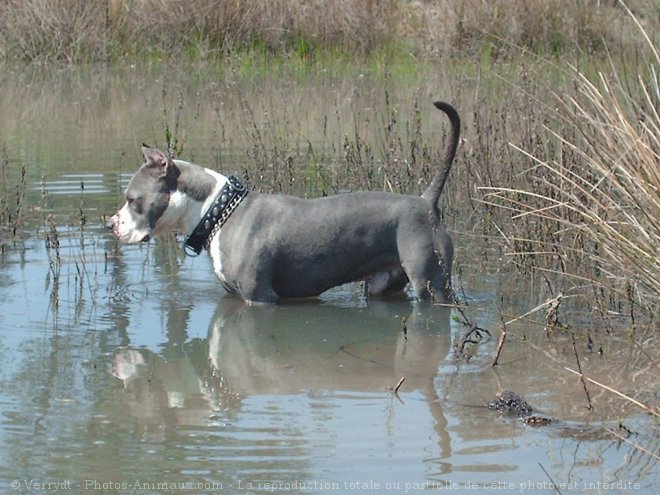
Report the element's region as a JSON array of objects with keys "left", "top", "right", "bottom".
[{"left": 183, "top": 175, "right": 248, "bottom": 257}]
